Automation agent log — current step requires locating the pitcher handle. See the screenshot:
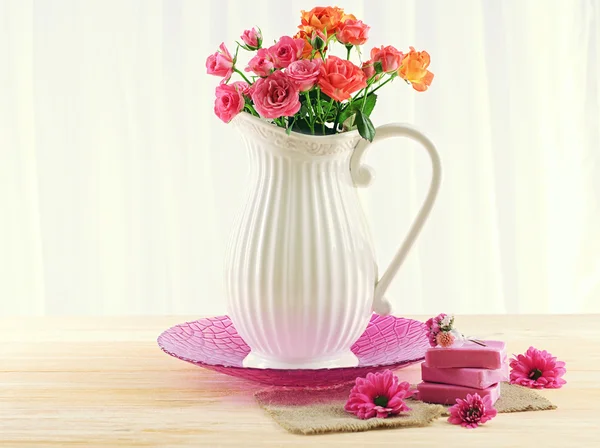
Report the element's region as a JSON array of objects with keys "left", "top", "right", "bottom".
[{"left": 350, "top": 123, "right": 442, "bottom": 315}]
